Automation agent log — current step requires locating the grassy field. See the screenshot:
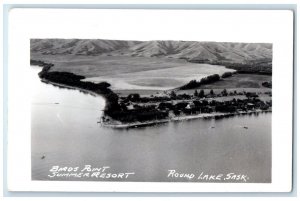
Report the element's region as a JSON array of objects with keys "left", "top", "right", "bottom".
[
  {"left": 195, "top": 73, "right": 272, "bottom": 89},
  {"left": 31, "top": 54, "right": 271, "bottom": 98},
  {"left": 31, "top": 53, "right": 234, "bottom": 90},
  {"left": 31, "top": 53, "right": 222, "bottom": 76}
]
